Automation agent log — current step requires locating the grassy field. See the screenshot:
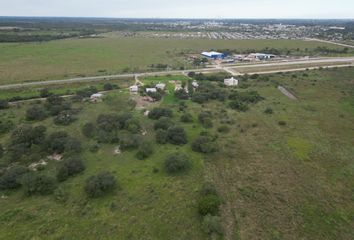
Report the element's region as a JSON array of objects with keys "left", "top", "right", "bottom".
[
  {"left": 233, "top": 62, "right": 353, "bottom": 73},
  {"left": 0, "top": 67, "right": 353, "bottom": 239},
  {"left": 0, "top": 36, "right": 349, "bottom": 85}
]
